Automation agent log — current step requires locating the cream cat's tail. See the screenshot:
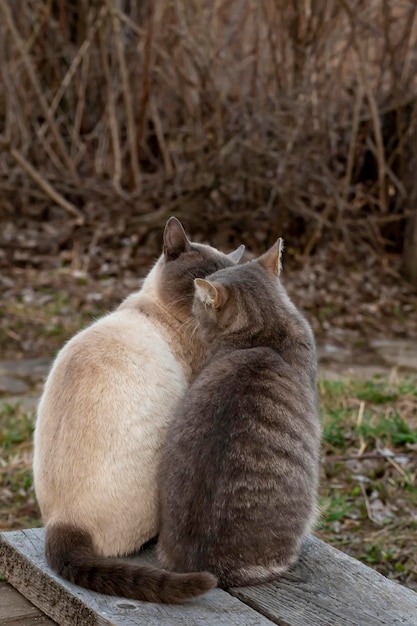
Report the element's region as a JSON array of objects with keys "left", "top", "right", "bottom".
[{"left": 45, "top": 523, "right": 217, "bottom": 604}]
